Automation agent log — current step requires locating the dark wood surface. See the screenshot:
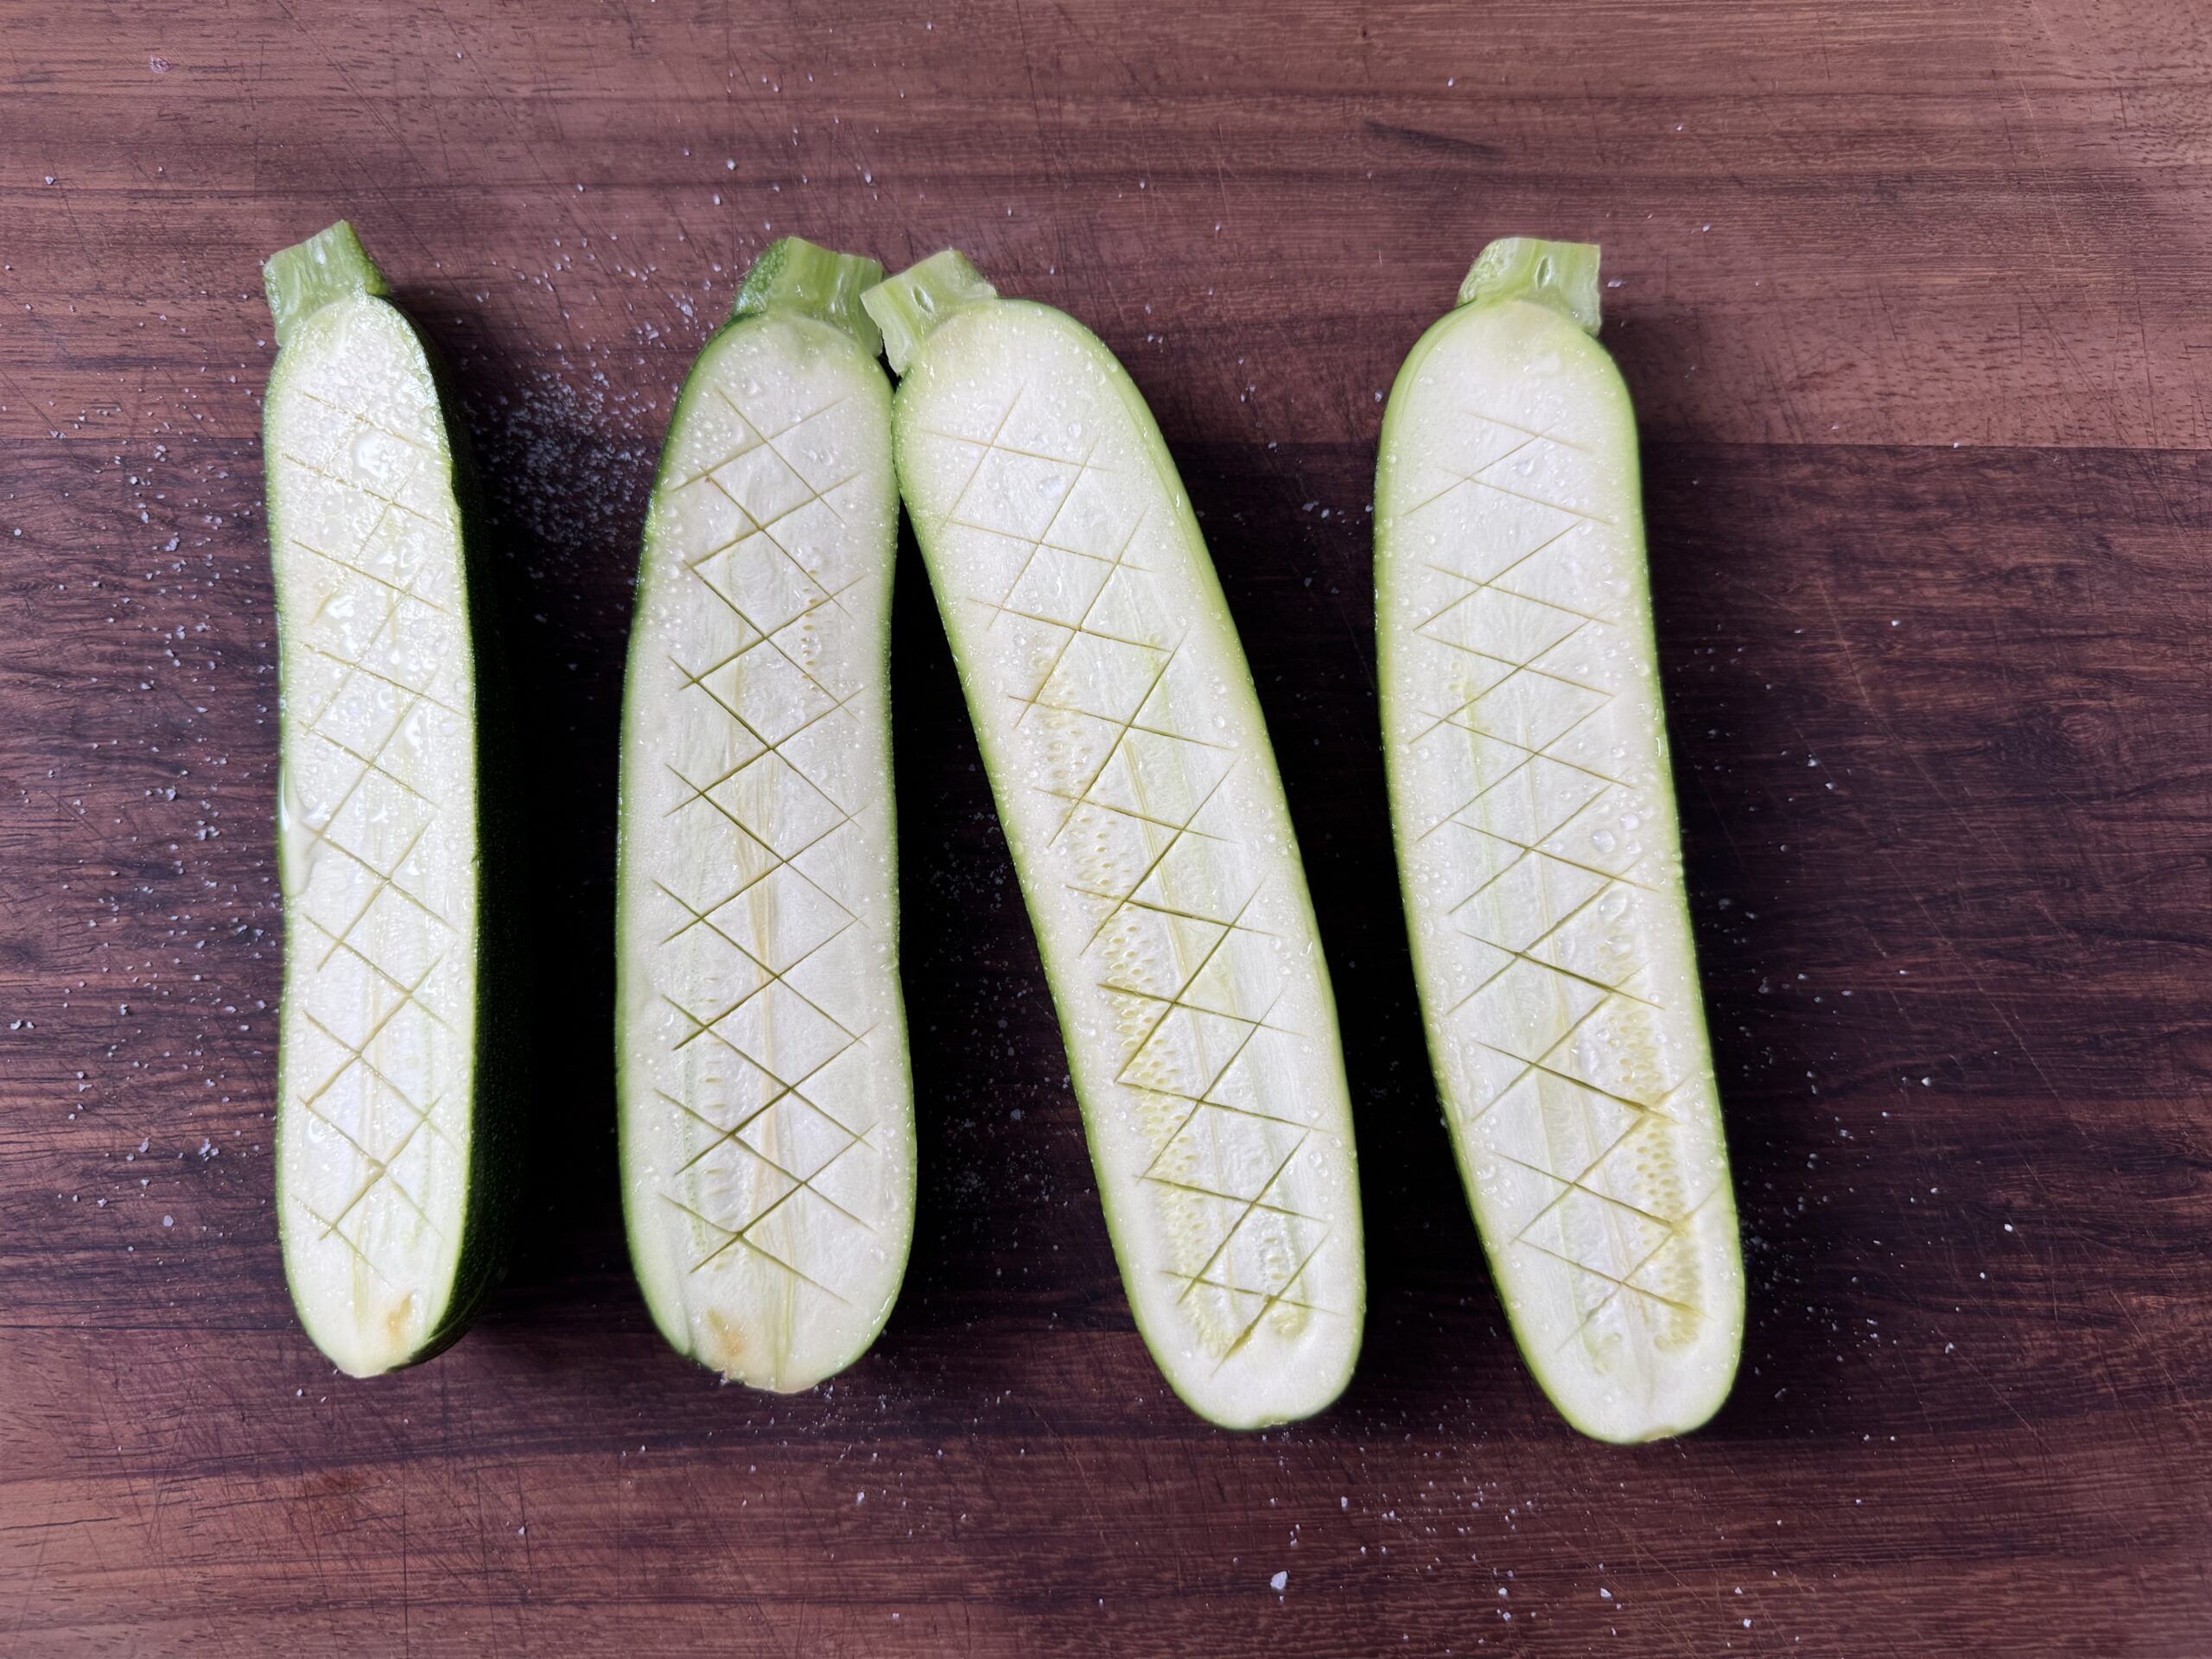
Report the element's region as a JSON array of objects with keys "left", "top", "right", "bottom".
[{"left": 4, "top": 2, "right": 2210, "bottom": 1652}]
